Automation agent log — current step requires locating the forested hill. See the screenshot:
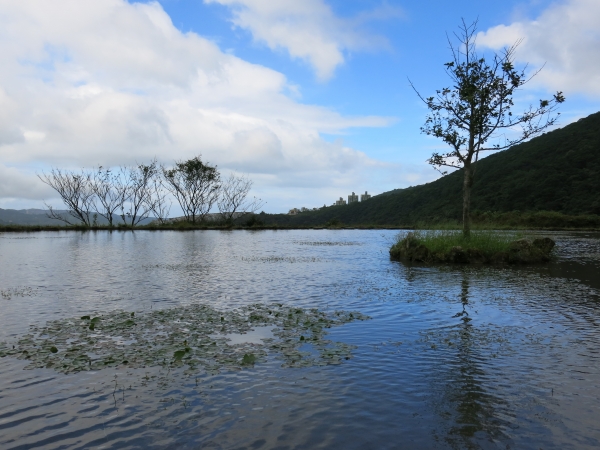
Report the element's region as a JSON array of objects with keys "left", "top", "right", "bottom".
[{"left": 265, "top": 110, "right": 600, "bottom": 227}]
